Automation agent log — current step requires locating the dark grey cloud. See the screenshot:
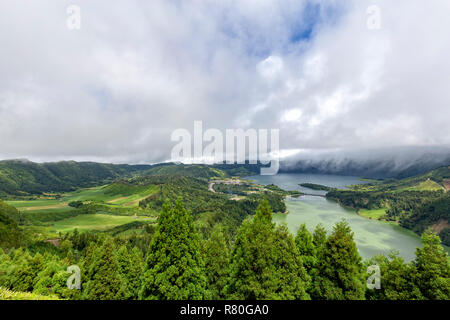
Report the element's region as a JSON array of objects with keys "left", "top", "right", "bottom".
[{"left": 280, "top": 146, "right": 450, "bottom": 178}]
